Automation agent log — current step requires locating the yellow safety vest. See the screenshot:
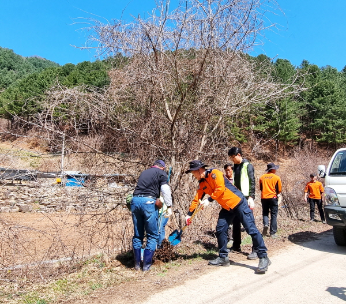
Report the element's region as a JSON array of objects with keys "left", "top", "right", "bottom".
[{"left": 240, "top": 162, "right": 250, "bottom": 197}]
